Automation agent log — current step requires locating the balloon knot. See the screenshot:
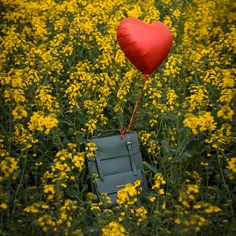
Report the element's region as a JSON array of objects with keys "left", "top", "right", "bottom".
[
  {"left": 119, "top": 128, "right": 126, "bottom": 140},
  {"left": 142, "top": 74, "right": 150, "bottom": 81}
]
